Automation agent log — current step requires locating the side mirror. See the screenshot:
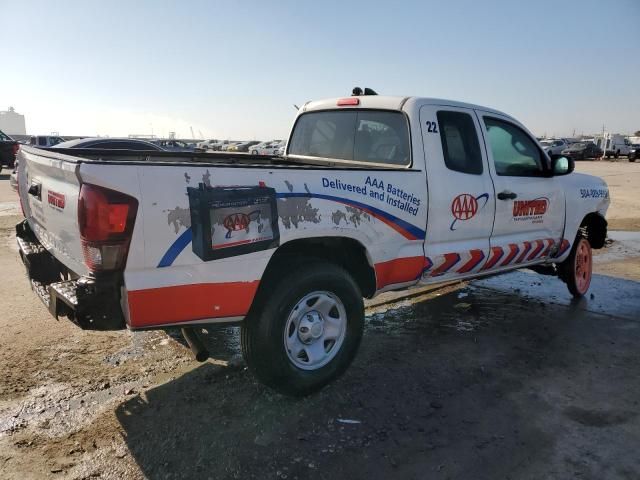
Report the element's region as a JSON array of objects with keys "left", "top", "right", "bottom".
[{"left": 550, "top": 154, "right": 574, "bottom": 175}]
